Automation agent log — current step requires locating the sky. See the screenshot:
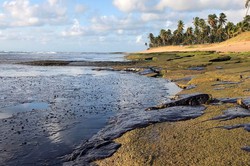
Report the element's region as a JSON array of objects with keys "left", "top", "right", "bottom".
[{"left": 0, "top": 0, "right": 247, "bottom": 52}]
